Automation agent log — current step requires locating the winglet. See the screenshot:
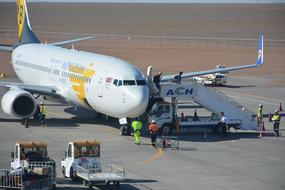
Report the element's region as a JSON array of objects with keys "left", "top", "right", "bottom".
[{"left": 256, "top": 32, "right": 263, "bottom": 66}]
